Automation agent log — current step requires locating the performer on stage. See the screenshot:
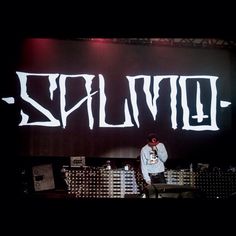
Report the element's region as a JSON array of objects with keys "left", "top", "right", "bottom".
[{"left": 140, "top": 133, "right": 168, "bottom": 185}]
